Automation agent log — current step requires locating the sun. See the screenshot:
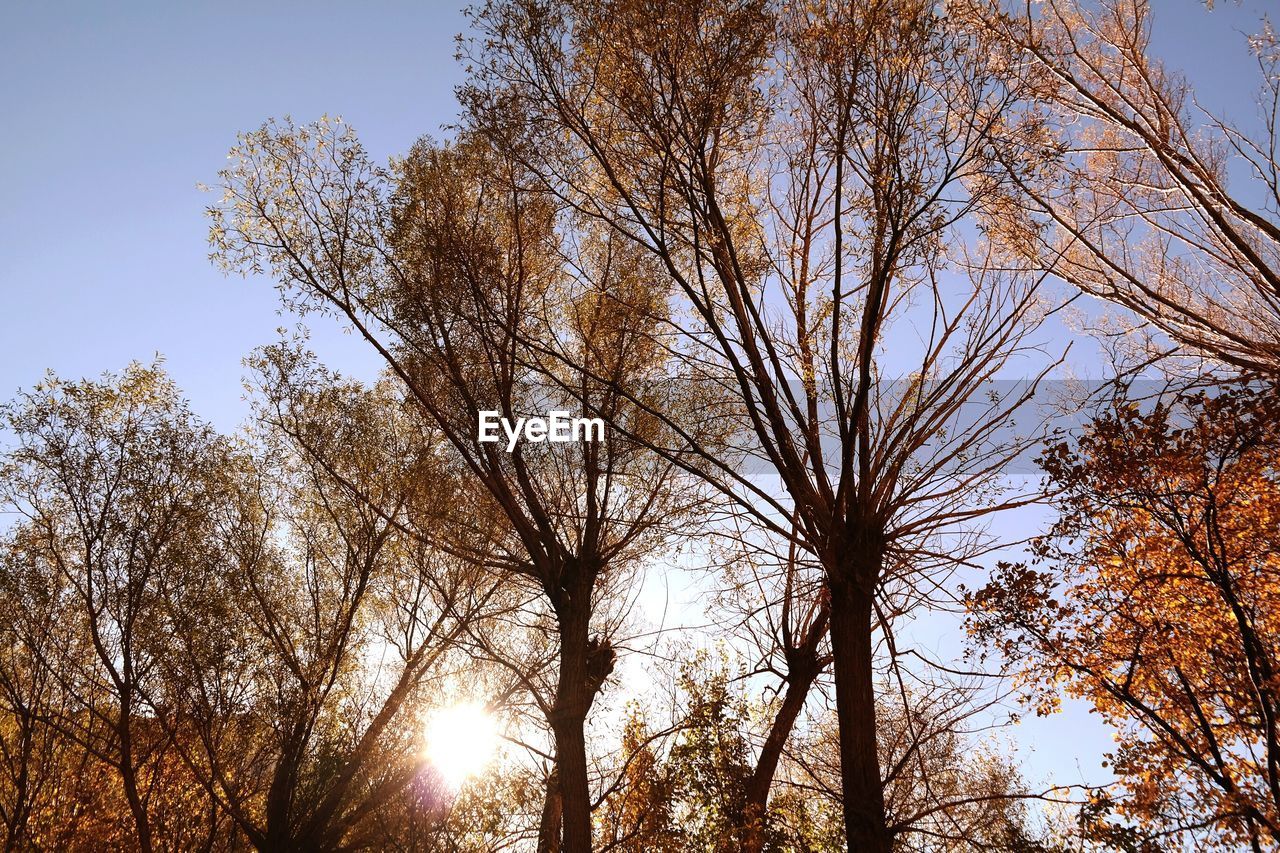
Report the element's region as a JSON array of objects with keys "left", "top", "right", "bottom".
[{"left": 423, "top": 701, "right": 500, "bottom": 788}]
